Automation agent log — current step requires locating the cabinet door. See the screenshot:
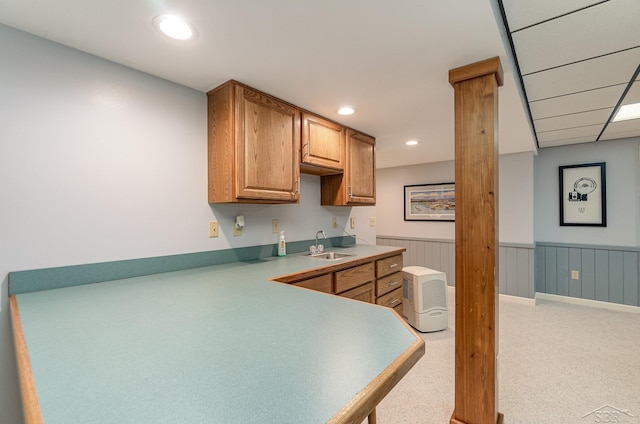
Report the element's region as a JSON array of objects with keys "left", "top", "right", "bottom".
[
  {"left": 300, "top": 112, "right": 344, "bottom": 175},
  {"left": 346, "top": 130, "right": 375, "bottom": 204},
  {"left": 320, "top": 129, "right": 375, "bottom": 205},
  {"left": 338, "top": 282, "right": 375, "bottom": 304},
  {"left": 235, "top": 85, "right": 300, "bottom": 202},
  {"left": 292, "top": 274, "right": 332, "bottom": 294}
]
